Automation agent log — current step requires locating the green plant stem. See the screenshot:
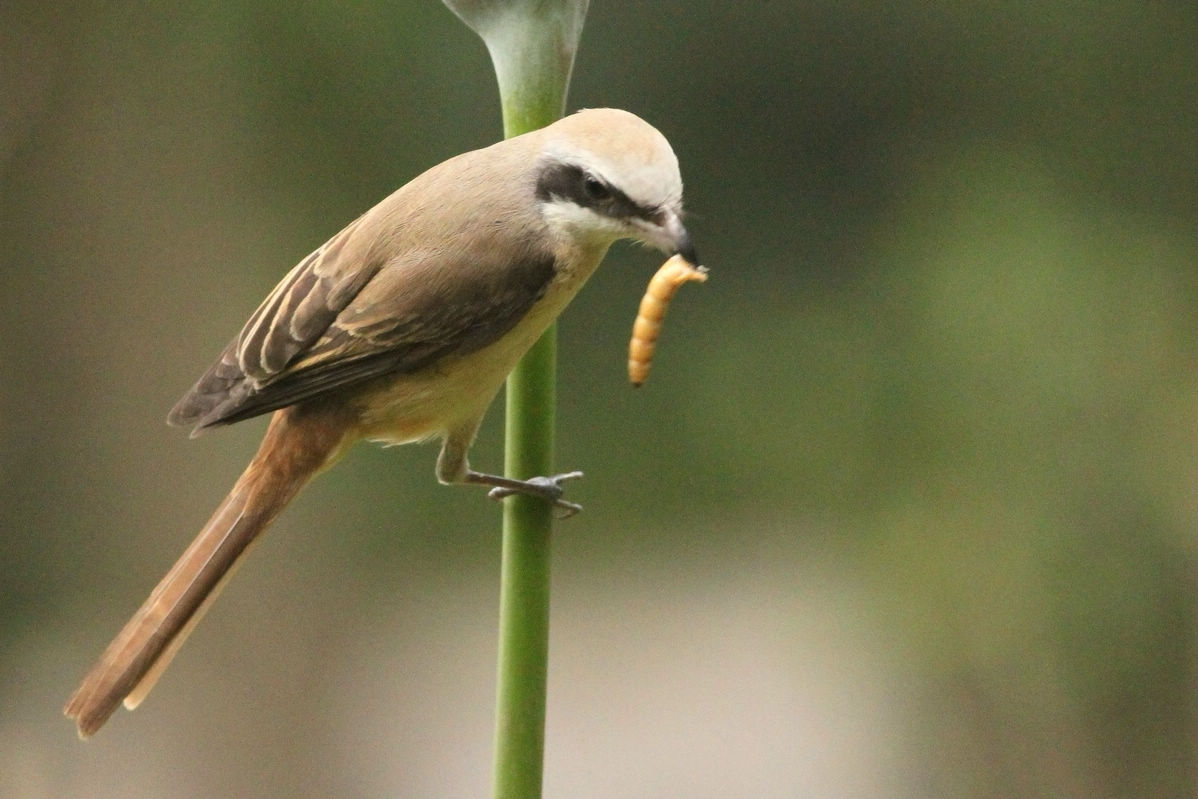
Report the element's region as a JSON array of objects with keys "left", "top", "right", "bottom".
[
  {"left": 493, "top": 77, "right": 565, "bottom": 799},
  {"left": 440, "top": 3, "right": 587, "bottom": 795},
  {"left": 494, "top": 329, "right": 556, "bottom": 798}
]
